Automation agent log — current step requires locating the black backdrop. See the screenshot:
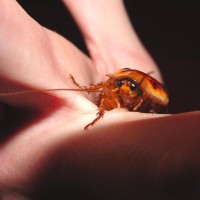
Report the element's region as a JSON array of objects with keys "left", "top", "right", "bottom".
[{"left": 16, "top": 0, "right": 200, "bottom": 113}]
